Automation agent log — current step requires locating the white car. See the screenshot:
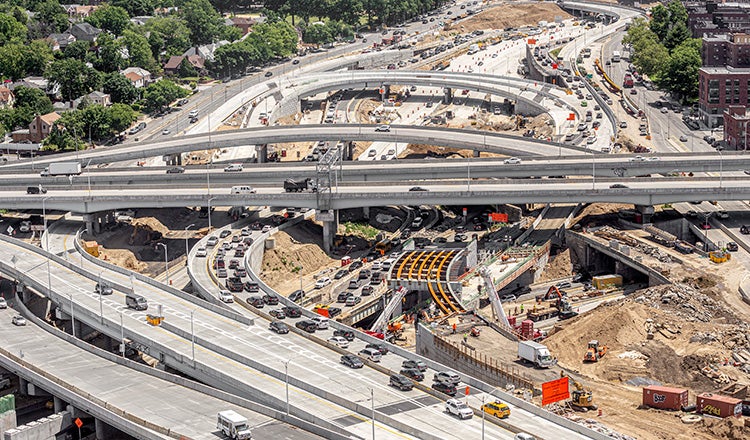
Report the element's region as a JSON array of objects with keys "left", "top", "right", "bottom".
[
  {"left": 12, "top": 315, "right": 26, "bottom": 326},
  {"left": 206, "top": 236, "right": 219, "bottom": 247},
  {"left": 445, "top": 398, "right": 473, "bottom": 419},
  {"left": 261, "top": 225, "right": 271, "bottom": 233},
  {"left": 327, "top": 336, "right": 350, "bottom": 349},
  {"left": 315, "top": 277, "right": 332, "bottom": 289},
  {"left": 645, "top": 156, "right": 660, "bottom": 161},
  {"left": 629, "top": 156, "right": 645, "bottom": 162},
  {"left": 375, "top": 124, "right": 391, "bottom": 132},
  {"left": 387, "top": 148, "right": 396, "bottom": 156},
  {"left": 311, "top": 316, "right": 329, "bottom": 329},
  {"left": 368, "top": 149, "right": 377, "bottom": 157},
  {"left": 0, "top": 297, "right": 7, "bottom": 309},
  {"left": 218, "top": 290, "right": 234, "bottom": 303},
  {"left": 503, "top": 157, "right": 521, "bottom": 164},
  {"left": 717, "top": 210, "right": 729, "bottom": 219},
  {"left": 195, "top": 247, "right": 207, "bottom": 257}
]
